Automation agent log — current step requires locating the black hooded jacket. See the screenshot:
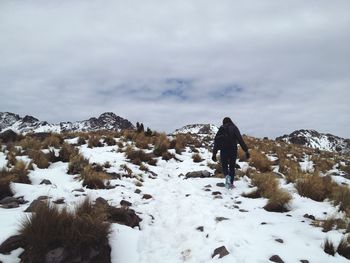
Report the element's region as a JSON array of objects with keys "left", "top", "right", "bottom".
[{"left": 213, "top": 122, "right": 248, "bottom": 155}]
